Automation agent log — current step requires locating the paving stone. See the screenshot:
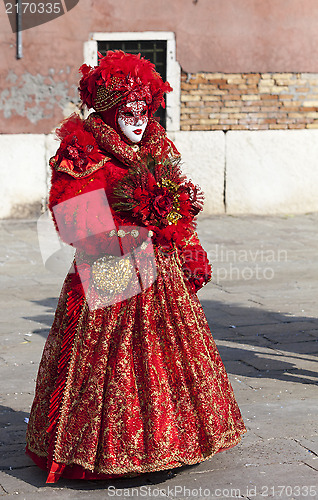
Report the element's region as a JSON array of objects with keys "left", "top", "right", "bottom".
[
  {"left": 162, "top": 462, "right": 316, "bottom": 499},
  {"left": 273, "top": 340, "right": 318, "bottom": 355},
  {"left": 0, "top": 469, "right": 40, "bottom": 494},
  {"left": 241, "top": 351, "right": 317, "bottom": 373},
  {"left": 221, "top": 360, "right": 261, "bottom": 377},
  {"left": 236, "top": 322, "right": 318, "bottom": 338},
  {"left": 295, "top": 436, "right": 318, "bottom": 455},
  {"left": 240, "top": 400, "right": 318, "bottom": 439},
  {"left": 0, "top": 215, "right": 318, "bottom": 497},
  {"left": 301, "top": 456, "right": 318, "bottom": 472}
]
